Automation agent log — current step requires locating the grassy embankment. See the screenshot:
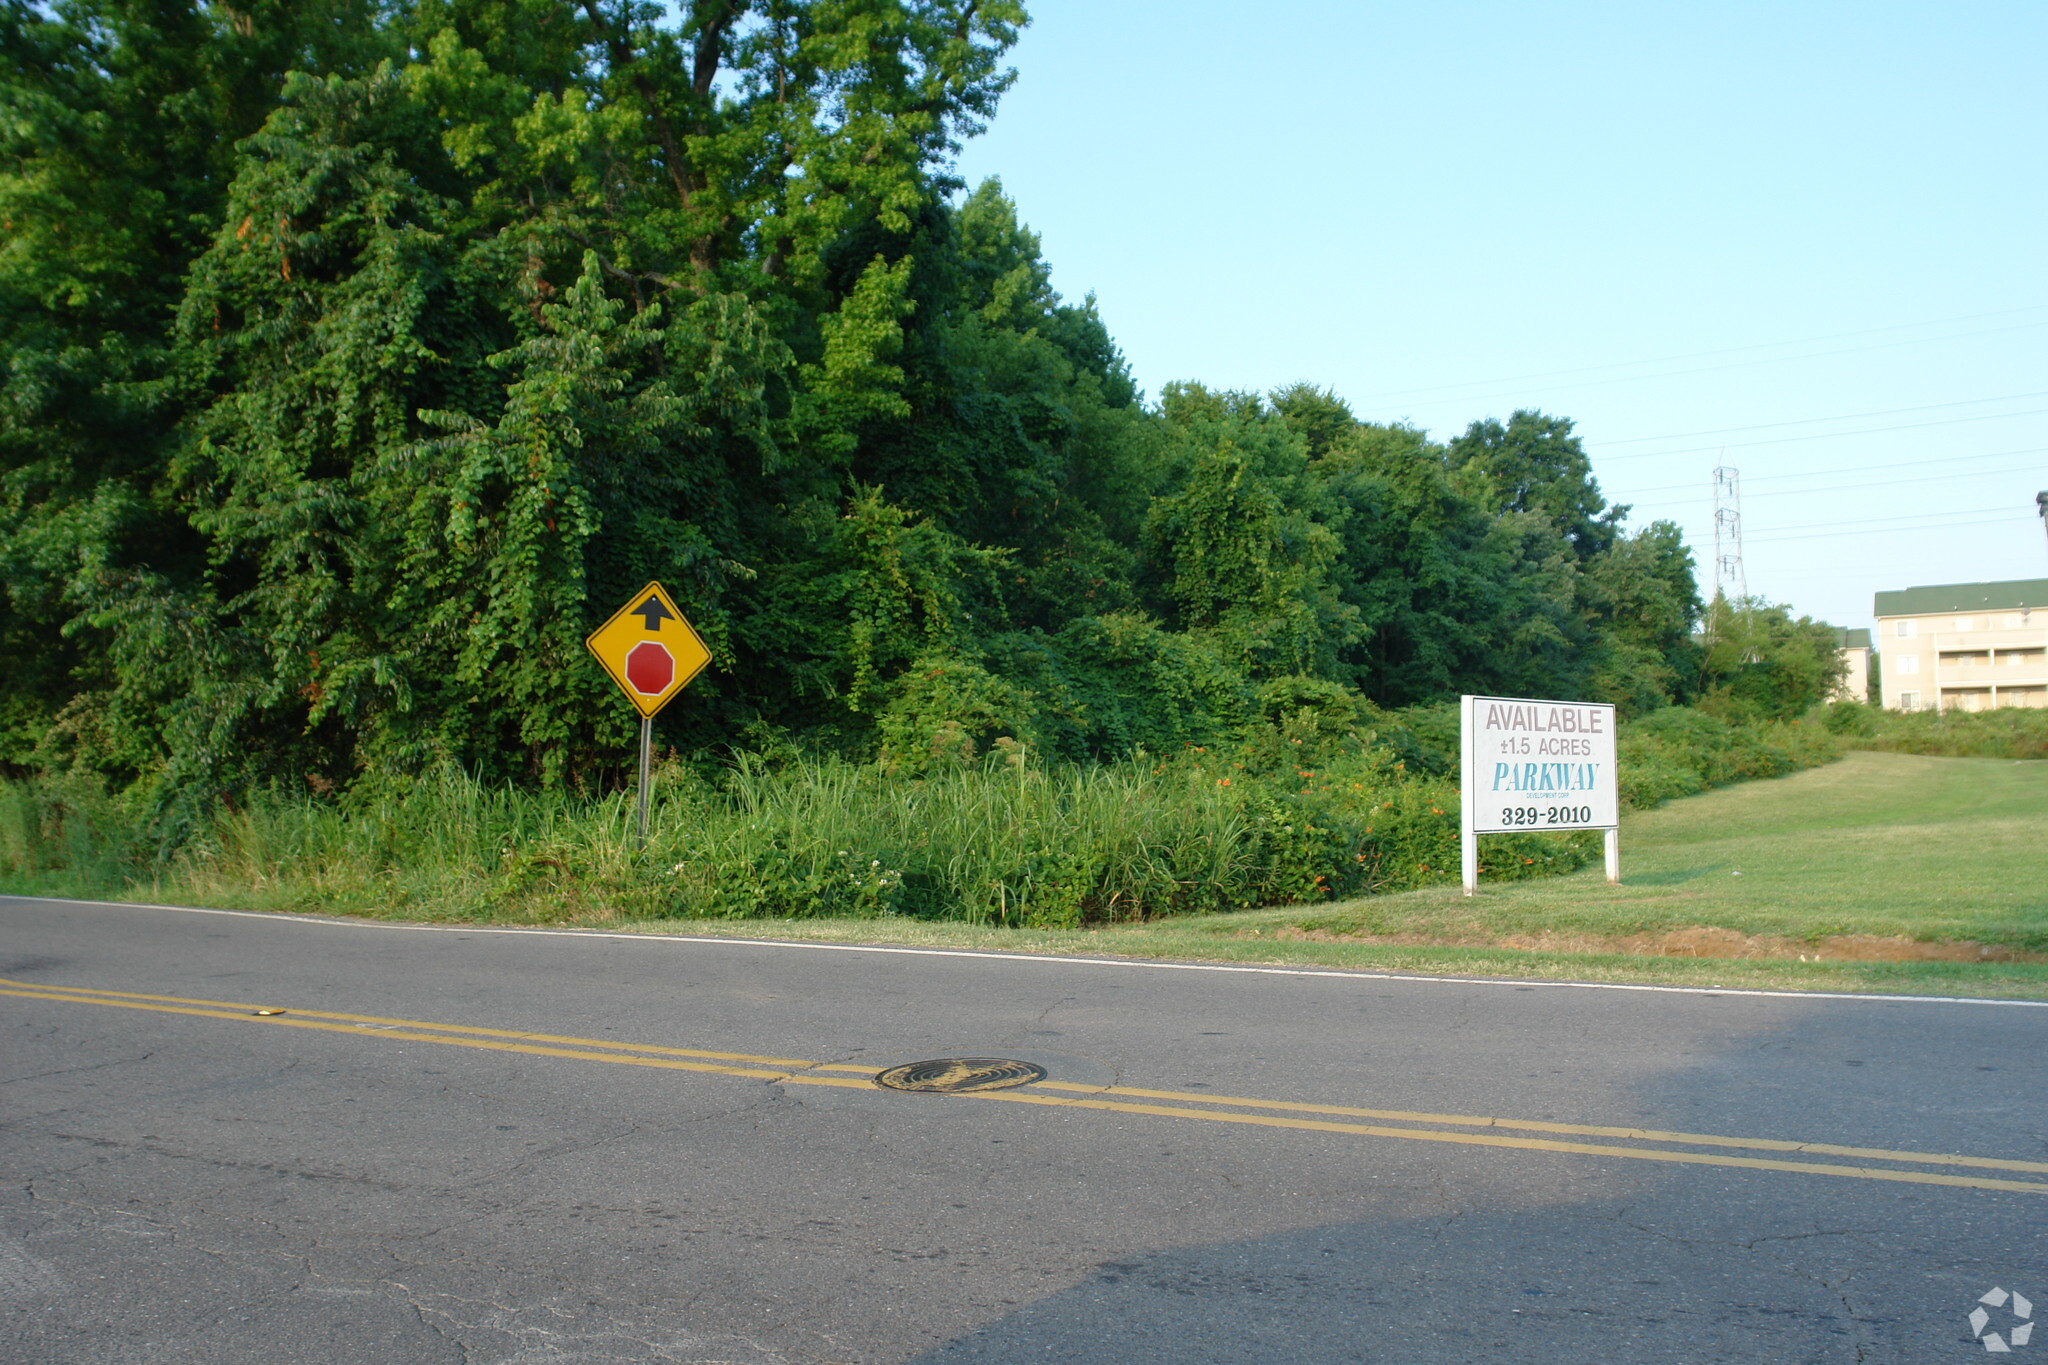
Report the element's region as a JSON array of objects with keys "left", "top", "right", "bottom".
[
  {"left": 1195, "top": 750, "right": 2048, "bottom": 994},
  {"left": 589, "top": 749, "right": 2048, "bottom": 999},
  {"left": 0, "top": 705, "right": 1840, "bottom": 928},
  {"left": 5, "top": 743, "right": 2044, "bottom": 999}
]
